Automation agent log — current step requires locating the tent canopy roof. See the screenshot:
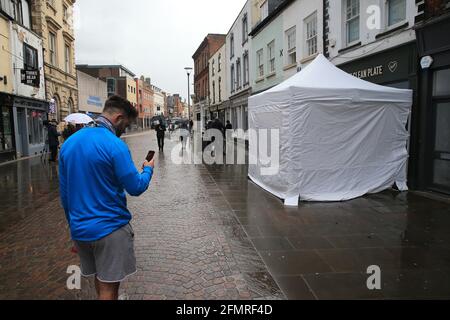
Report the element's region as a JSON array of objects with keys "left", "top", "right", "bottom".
[{"left": 262, "top": 54, "right": 409, "bottom": 95}]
